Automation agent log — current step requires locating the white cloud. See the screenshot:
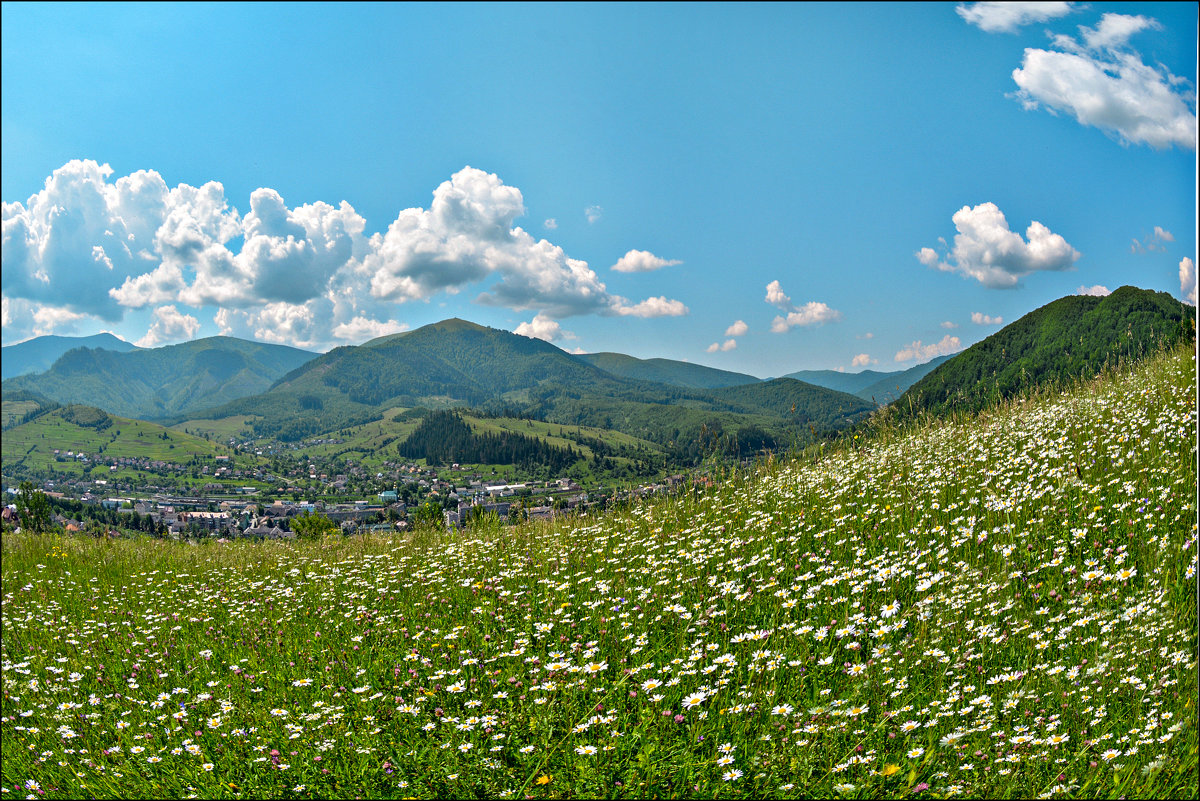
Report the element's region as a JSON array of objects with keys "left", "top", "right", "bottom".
[
  {"left": 765, "top": 281, "right": 841, "bottom": 331},
  {"left": 851, "top": 353, "right": 876, "bottom": 368},
  {"left": 32, "top": 304, "right": 88, "bottom": 337},
  {"left": 724, "top": 319, "right": 749, "bottom": 337},
  {"left": 135, "top": 305, "right": 200, "bottom": 347},
  {"left": 1181, "top": 257, "right": 1197, "bottom": 305},
  {"left": 514, "top": 313, "right": 574, "bottom": 343},
  {"left": 1010, "top": 14, "right": 1197, "bottom": 150},
  {"left": 765, "top": 279, "right": 794, "bottom": 311},
  {"left": 613, "top": 296, "right": 689, "bottom": 318},
  {"left": 585, "top": 206, "right": 603, "bottom": 224},
  {"left": 5, "top": 162, "right": 687, "bottom": 349},
  {"left": 706, "top": 339, "right": 737, "bottom": 353},
  {"left": 330, "top": 316, "right": 409, "bottom": 344},
  {"left": 956, "top": 2, "right": 1073, "bottom": 33},
  {"left": 543, "top": 218, "right": 557, "bottom": 230},
  {"left": 895, "top": 335, "right": 964, "bottom": 363},
  {"left": 918, "top": 202, "right": 1080, "bottom": 288},
  {"left": 611, "top": 249, "right": 682, "bottom": 273},
  {"left": 940, "top": 320, "right": 959, "bottom": 329},
  {"left": 1076, "top": 284, "right": 1112, "bottom": 296},
  {"left": 1131, "top": 226, "right": 1175, "bottom": 253},
  {"left": 857, "top": 331, "right": 874, "bottom": 340},
  {"left": 971, "top": 312, "right": 1004, "bottom": 325},
  {"left": 769, "top": 302, "right": 843, "bottom": 333}
]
